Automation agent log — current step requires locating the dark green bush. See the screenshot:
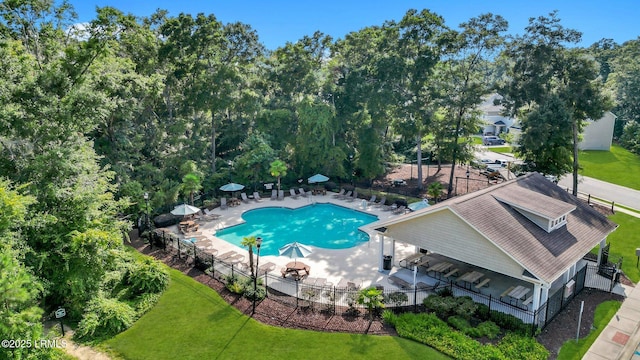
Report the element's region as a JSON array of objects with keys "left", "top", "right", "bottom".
[
  {"left": 243, "top": 285, "right": 266, "bottom": 301},
  {"left": 126, "top": 257, "right": 169, "bottom": 295},
  {"left": 424, "top": 294, "right": 477, "bottom": 320},
  {"left": 489, "top": 310, "right": 531, "bottom": 335},
  {"left": 385, "top": 291, "right": 409, "bottom": 307},
  {"left": 447, "top": 315, "right": 472, "bottom": 332},
  {"left": 476, "top": 321, "right": 501, "bottom": 339},
  {"left": 436, "top": 286, "right": 453, "bottom": 297}
]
